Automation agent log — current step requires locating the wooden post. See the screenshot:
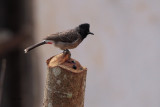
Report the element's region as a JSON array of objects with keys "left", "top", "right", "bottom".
[{"left": 43, "top": 51, "right": 87, "bottom": 107}]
